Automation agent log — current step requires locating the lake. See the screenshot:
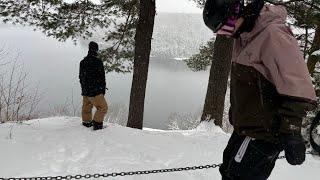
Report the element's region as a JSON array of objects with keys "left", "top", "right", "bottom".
[{"left": 0, "top": 25, "right": 210, "bottom": 130}]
